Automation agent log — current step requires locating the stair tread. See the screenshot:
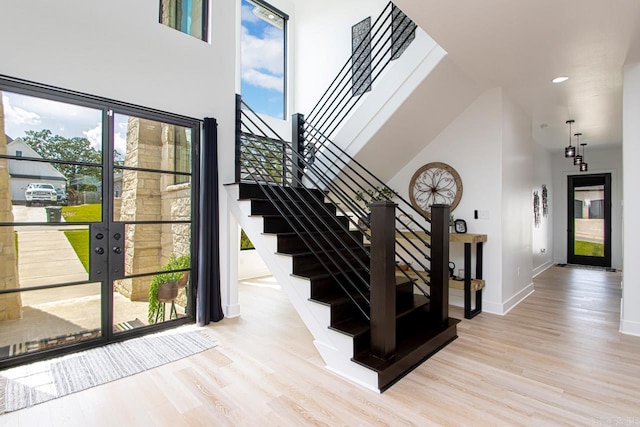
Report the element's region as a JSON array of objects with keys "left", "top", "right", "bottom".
[
  {"left": 291, "top": 264, "right": 369, "bottom": 280},
  {"left": 330, "top": 317, "right": 370, "bottom": 337},
  {"left": 275, "top": 245, "right": 369, "bottom": 258},
  {"left": 352, "top": 318, "right": 460, "bottom": 373},
  {"left": 329, "top": 295, "right": 430, "bottom": 337}
]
